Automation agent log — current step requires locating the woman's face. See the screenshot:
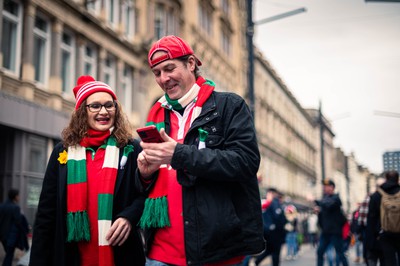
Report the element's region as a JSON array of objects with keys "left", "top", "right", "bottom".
[{"left": 85, "top": 92, "right": 116, "bottom": 132}]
